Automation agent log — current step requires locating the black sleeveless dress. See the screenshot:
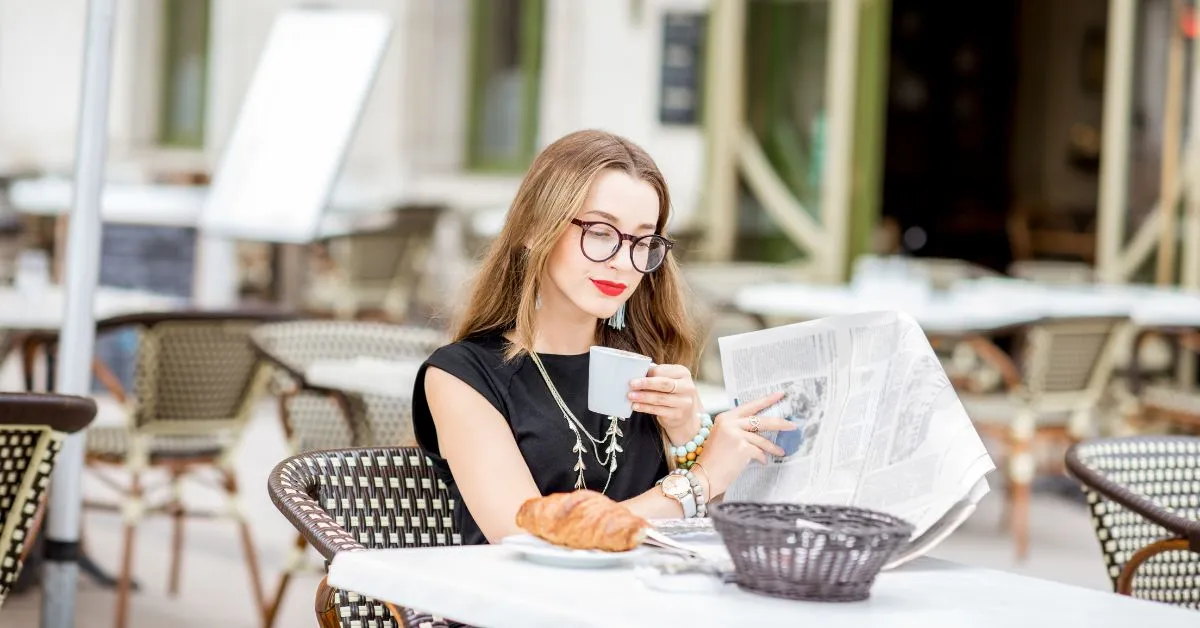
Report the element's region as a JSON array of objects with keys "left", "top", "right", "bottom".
[{"left": 411, "top": 333, "right": 669, "bottom": 545}]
